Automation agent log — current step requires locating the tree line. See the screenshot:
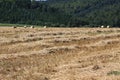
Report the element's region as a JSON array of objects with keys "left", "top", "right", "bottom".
[{"left": 0, "top": 0, "right": 120, "bottom": 27}]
